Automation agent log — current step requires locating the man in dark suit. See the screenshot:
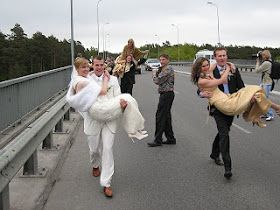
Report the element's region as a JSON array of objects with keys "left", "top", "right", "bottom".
[{"left": 201, "top": 47, "right": 244, "bottom": 179}]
